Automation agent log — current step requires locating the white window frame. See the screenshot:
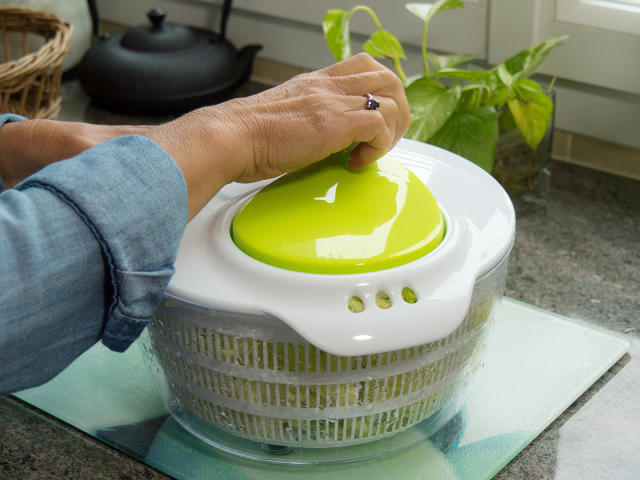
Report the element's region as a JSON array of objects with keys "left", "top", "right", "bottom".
[{"left": 556, "top": 0, "right": 640, "bottom": 36}]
